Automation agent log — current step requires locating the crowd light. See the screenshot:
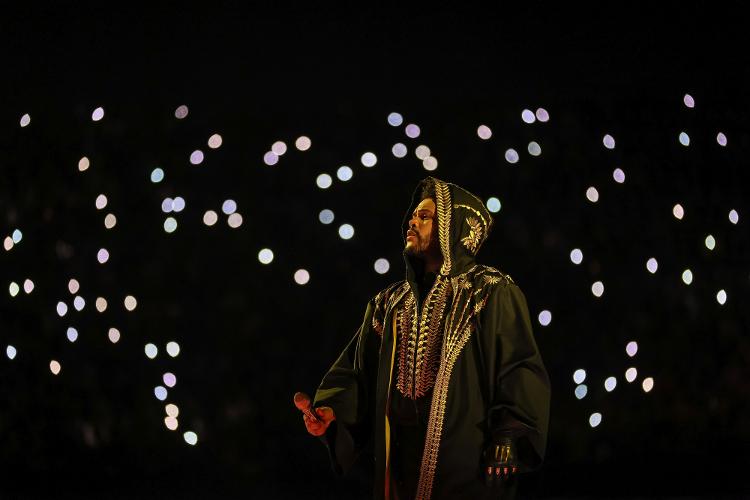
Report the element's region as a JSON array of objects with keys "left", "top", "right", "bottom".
[
  {"left": 679, "top": 132, "right": 690, "bottom": 146},
  {"left": 477, "top": 125, "right": 492, "bottom": 140},
  {"left": 336, "top": 166, "right": 353, "bottom": 181},
  {"left": 538, "top": 310, "right": 552, "bottom": 326},
  {"left": 294, "top": 269, "right": 310, "bottom": 285},
  {"left": 504, "top": 149, "right": 519, "bottom": 164},
  {"left": 50, "top": 360, "right": 62, "bottom": 375},
  {"left": 145, "top": 343, "right": 158, "bottom": 359},
  {"left": 166, "top": 341, "right": 180, "bottom": 357},
  {"left": 374, "top": 258, "right": 390, "bottom": 274},
  {"left": 625, "top": 367, "right": 638, "bottom": 382},
  {"left": 574, "top": 385, "right": 587, "bottom": 399},
  {"left": 318, "top": 209, "right": 334, "bottom": 225},
  {"left": 258, "top": 248, "right": 274, "bottom": 264},
  {"left": 338, "top": 224, "right": 354, "bottom": 240},
  {"left": 108, "top": 328, "right": 121, "bottom": 343},
  {"left": 392, "top": 143, "right": 407, "bottom": 158},
  {"left": 716, "top": 132, "right": 727, "bottom": 146},
  {"left": 642, "top": 377, "right": 654, "bottom": 393},
  {"left": 521, "top": 109, "right": 536, "bottom": 123},
  {"left": 208, "top": 134, "right": 223, "bottom": 149},
  {"left": 66, "top": 327, "right": 78, "bottom": 342},
  {"left": 295, "top": 136, "right": 311, "bottom": 151},
  {"left": 387, "top": 112, "right": 403, "bottom": 126},
  {"left": 672, "top": 204, "right": 684, "bottom": 220},
  {"left": 263, "top": 151, "right": 279, "bottom": 166},
  {"left": 361, "top": 152, "right": 377, "bottom": 167},
  {"left": 573, "top": 369, "right": 586, "bottom": 384},
  {"left": 589, "top": 413, "right": 602, "bottom": 428},
  {"left": 151, "top": 168, "right": 165, "bottom": 183},
  {"left": 316, "top": 174, "right": 332, "bottom": 189},
  {"left": 527, "top": 142, "right": 541, "bottom": 156},
  {"left": 486, "top": 197, "right": 501, "bottom": 213},
  {"left": 422, "top": 156, "right": 438, "bottom": 171},
  {"left": 405, "top": 124, "right": 420, "bottom": 138},
  {"left": 682, "top": 269, "right": 693, "bottom": 285},
  {"left": 203, "top": 210, "right": 218, "bottom": 226},
  {"left": 603, "top": 134, "right": 615, "bottom": 149},
  {"left": 604, "top": 377, "right": 617, "bottom": 392}
]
